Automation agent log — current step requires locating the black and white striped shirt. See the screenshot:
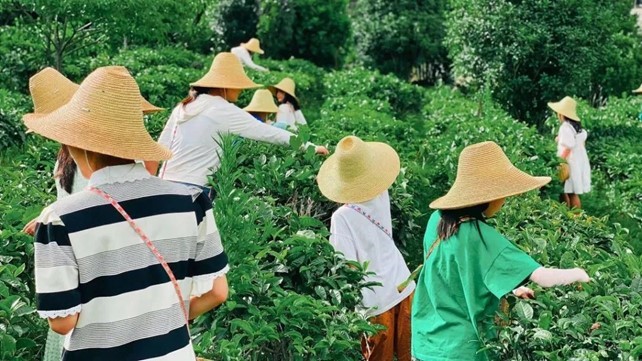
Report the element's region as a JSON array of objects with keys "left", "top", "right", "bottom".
[{"left": 35, "top": 164, "right": 228, "bottom": 360}]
